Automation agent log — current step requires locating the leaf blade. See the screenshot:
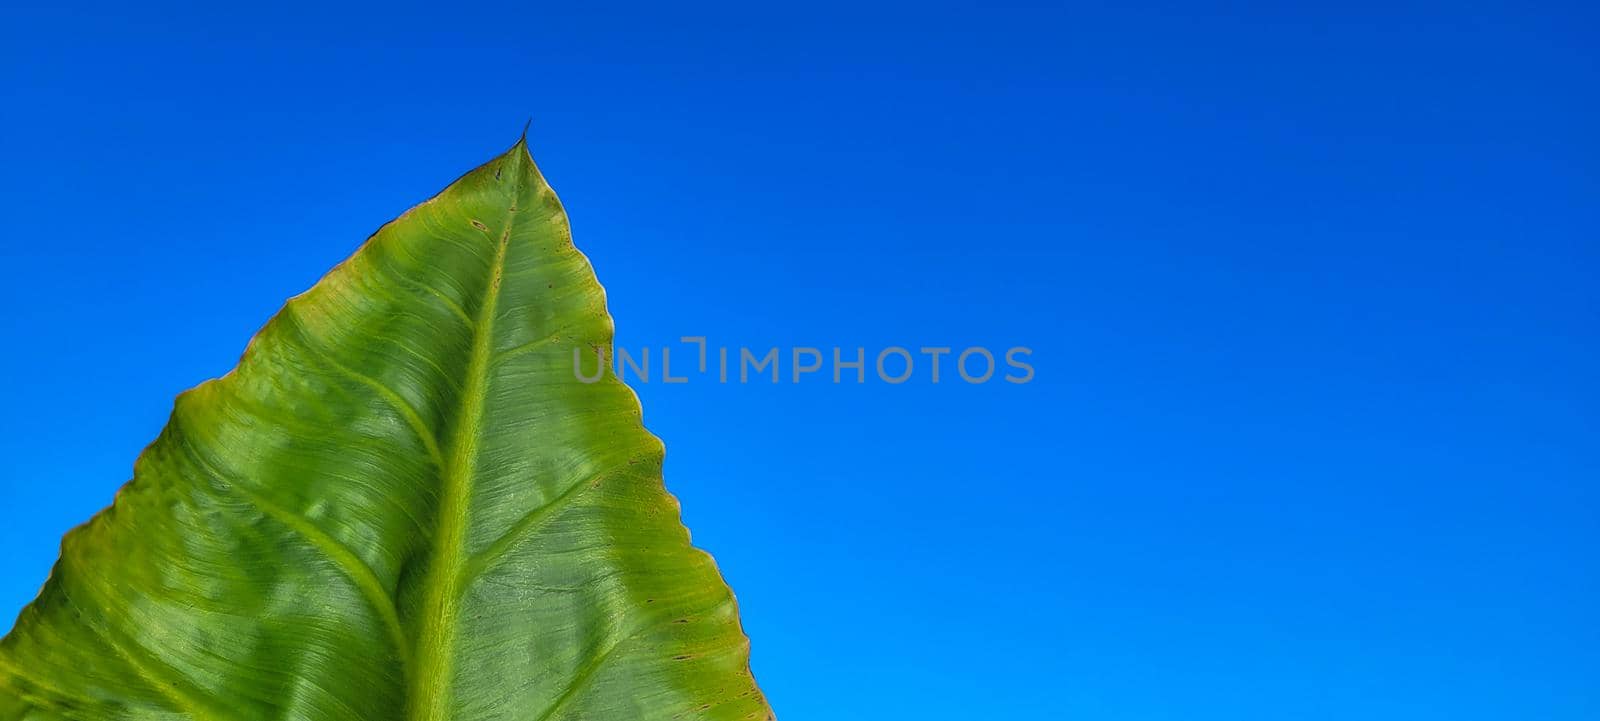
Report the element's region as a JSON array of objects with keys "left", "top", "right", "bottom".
[{"left": 1, "top": 140, "right": 771, "bottom": 721}]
